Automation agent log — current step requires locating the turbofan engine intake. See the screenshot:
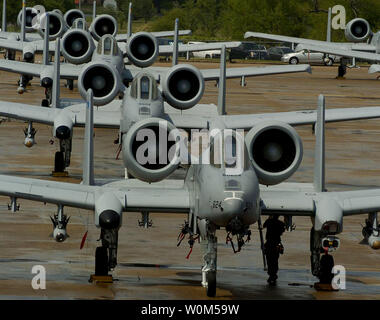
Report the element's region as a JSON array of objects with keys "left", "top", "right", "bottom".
[
  {"left": 37, "top": 11, "right": 66, "bottom": 40},
  {"left": 89, "top": 14, "right": 118, "bottom": 41},
  {"left": 122, "top": 118, "right": 181, "bottom": 182},
  {"left": 245, "top": 121, "right": 303, "bottom": 185},
  {"left": 78, "top": 62, "right": 122, "bottom": 106},
  {"left": 62, "top": 29, "right": 95, "bottom": 64},
  {"left": 162, "top": 64, "right": 205, "bottom": 110},
  {"left": 345, "top": 18, "right": 372, "bottom": 42},
  {"left": 17, "top": 7, "right": 39, "bottom": 32},
  {"left": 125, "top": 32, "right": 158, "bottom": 68},
  {"left": 63, "top": 9, "right": 85, "bottom": 28}
]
